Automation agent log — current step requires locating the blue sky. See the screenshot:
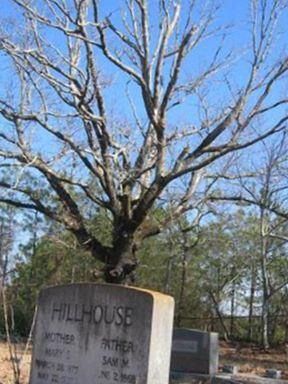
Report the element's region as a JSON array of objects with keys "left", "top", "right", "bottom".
[
  {"left": 0, "top": 0, "right": 287, "bottom": 191},
  {"left": 1, "top": 0, "right": 285, "bottom": 123},
  {"left": 0, "top": 0, "right": 287, "bottom": 266}
]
